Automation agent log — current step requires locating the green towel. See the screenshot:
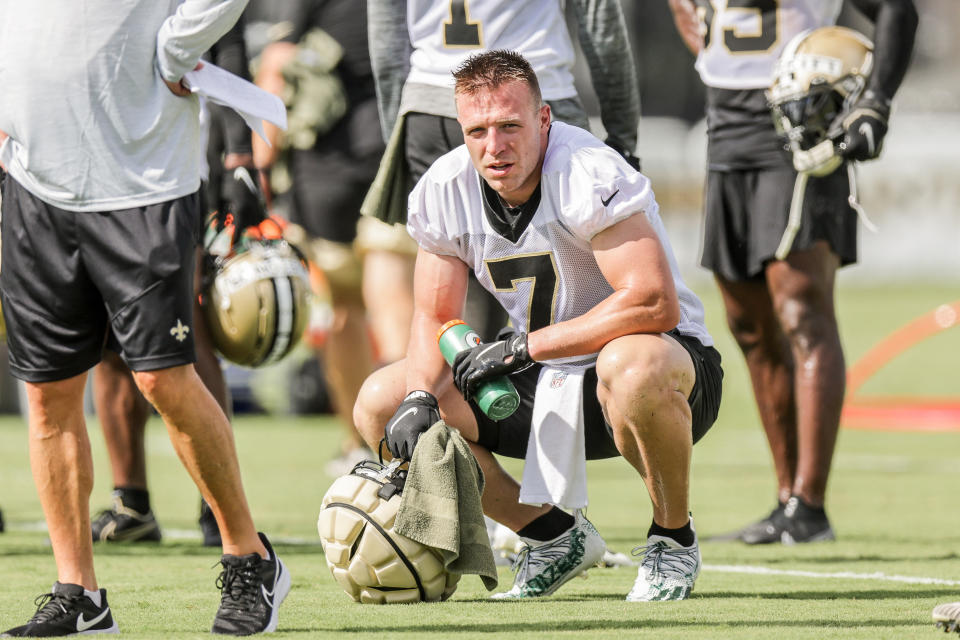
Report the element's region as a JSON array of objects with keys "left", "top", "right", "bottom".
[
  {"left": 359, "top": 112, "right": 410, "bottom": 226},
  {"left": 394, "top": 421, "right": 498, "bottom": 591}
]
